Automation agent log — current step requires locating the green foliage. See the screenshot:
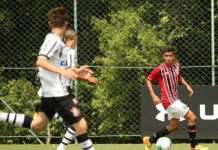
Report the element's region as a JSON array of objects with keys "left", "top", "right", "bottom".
[
  {"left": 91, "top": 7, "right": 183, "bottom": 134},
  {"left": 93, "top": 7, "right": 164, "bottom": 67},
  {"left": 0, "top": 79, "right": 40, "bottom": 143},
  {"left": 0, "top": 0, "right": 215, "bottom": 143},
  {"left": 0, "top": 79, "right": 38, "bottom": 112},
  {"left": 0, "top": 79, "right": 38, "bottom": 114}
]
